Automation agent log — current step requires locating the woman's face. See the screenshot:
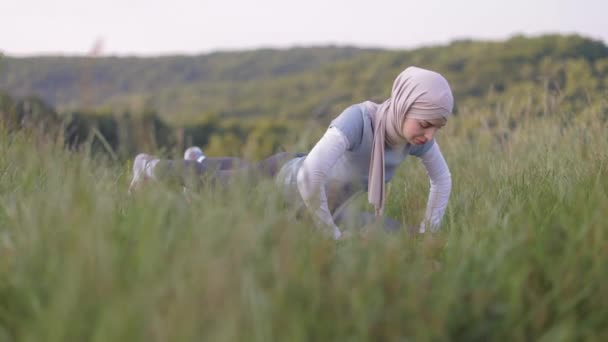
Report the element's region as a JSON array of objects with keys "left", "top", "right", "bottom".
[{"left": 401, "top": 117, "right": 446, "bottom": 145}]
